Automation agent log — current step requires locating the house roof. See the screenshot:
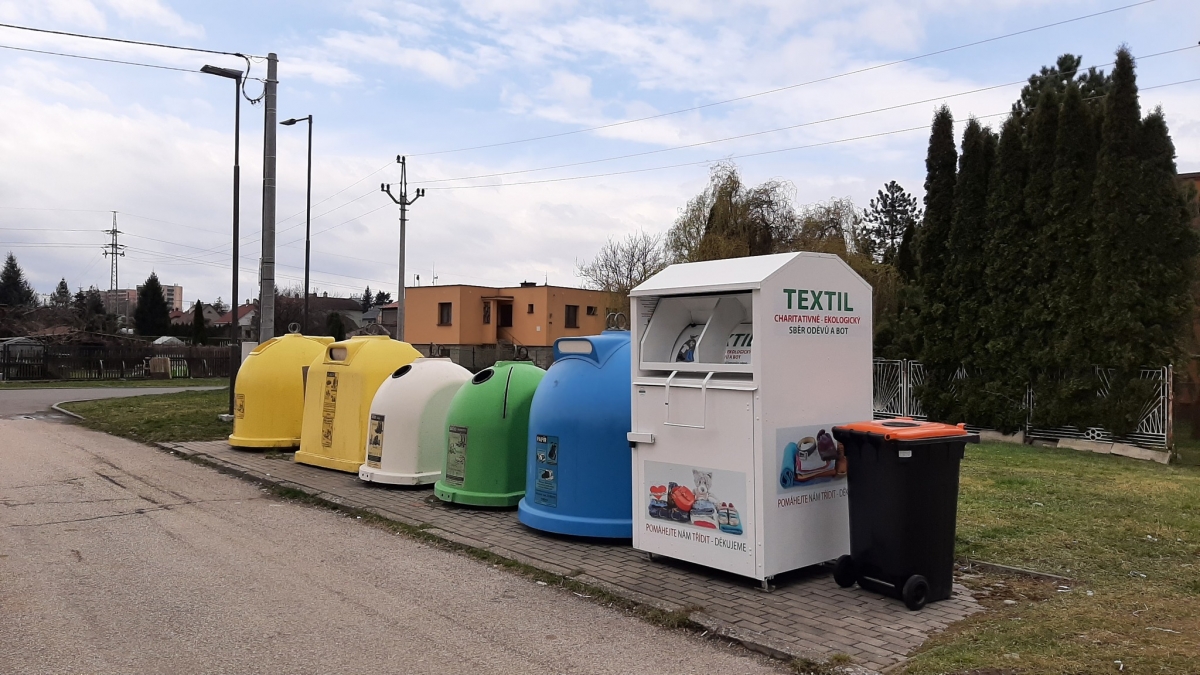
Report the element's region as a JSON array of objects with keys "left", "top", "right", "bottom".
[
  {"left": 308, "top": 295, "right": 363, "bottom": 312},
  {"left": 215, "top": 304, "right": 256, "bottom": 325}
]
